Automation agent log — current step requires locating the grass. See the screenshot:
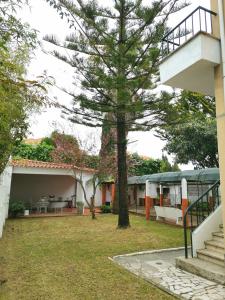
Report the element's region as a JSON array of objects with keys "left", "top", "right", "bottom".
[{"left": 0, "top": 214, "right": 185, "bottom": 300}]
